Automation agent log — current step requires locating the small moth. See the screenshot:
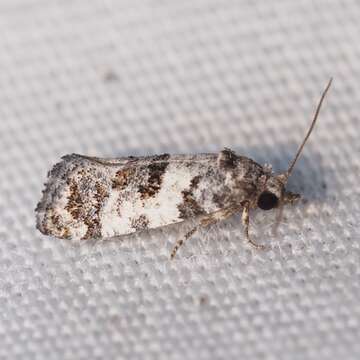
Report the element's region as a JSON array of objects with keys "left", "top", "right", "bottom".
[{"left": 36, "top": 79, "right": 332, "bottom": 258}]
